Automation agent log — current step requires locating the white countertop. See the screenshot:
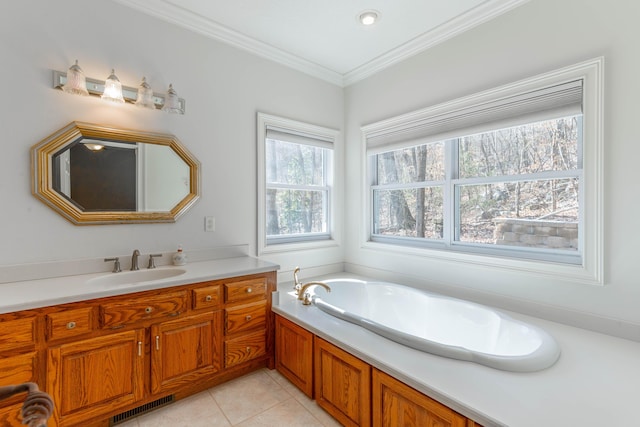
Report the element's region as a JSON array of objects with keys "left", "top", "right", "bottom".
[
  {"left": 272, "top": 277, "right": 640, "bottom": 427},
  {"left": 0, "top": 256, "right": 278, "bottom": 313}
]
